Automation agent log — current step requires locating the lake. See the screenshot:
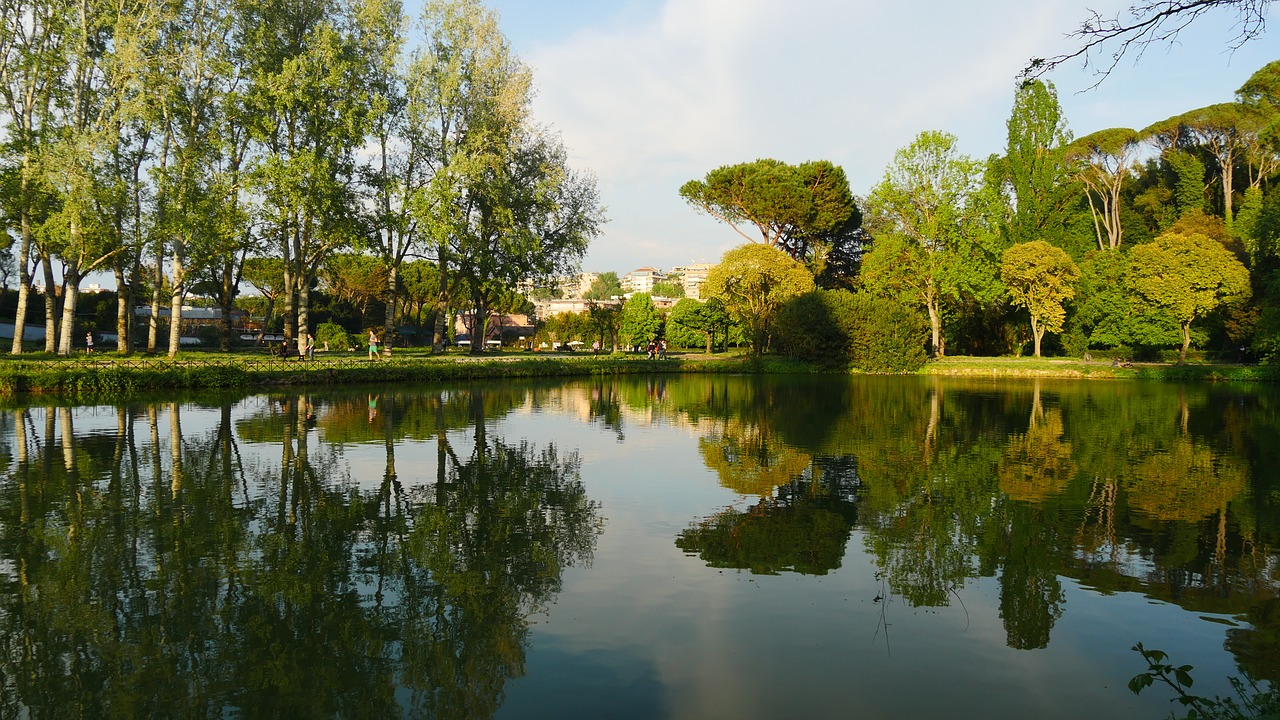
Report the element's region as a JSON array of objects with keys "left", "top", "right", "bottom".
[{"left": 0, "top": 374, "right": 1277, "bottom": 719}]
